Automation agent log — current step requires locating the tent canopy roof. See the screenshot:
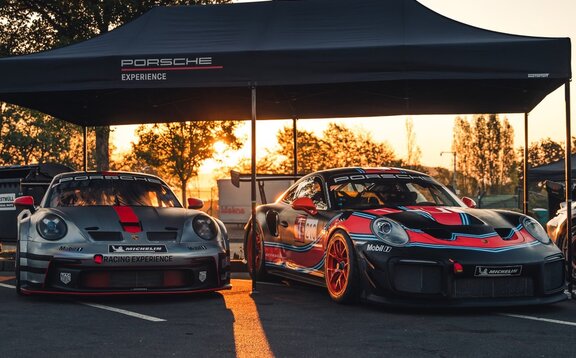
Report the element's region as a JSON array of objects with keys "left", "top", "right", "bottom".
[
  {"left": 528, "top": 154, "right": 576, "bottom": 182},
  {"left": 0, "top": 0, "right": 570, "bottom": 126}
]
